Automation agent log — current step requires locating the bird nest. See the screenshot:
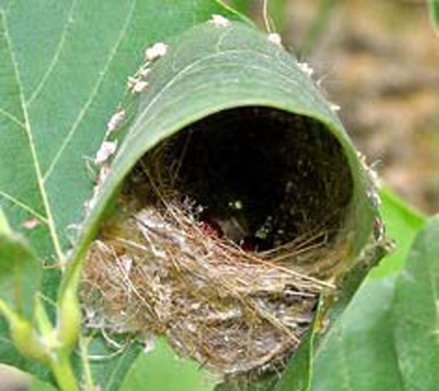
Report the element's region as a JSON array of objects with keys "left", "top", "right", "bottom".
[{"left": 81, "top": 106, "right": 355, "bottom": 377}]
